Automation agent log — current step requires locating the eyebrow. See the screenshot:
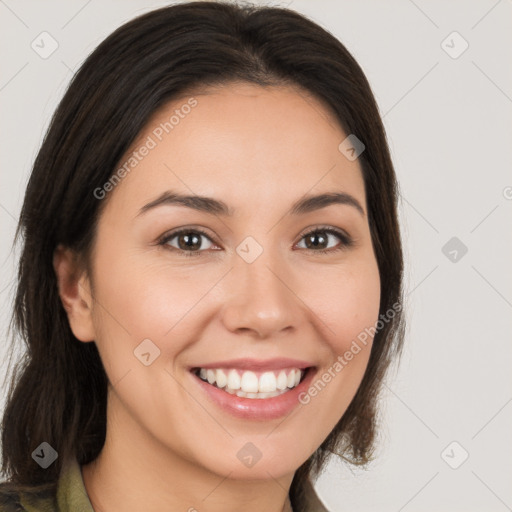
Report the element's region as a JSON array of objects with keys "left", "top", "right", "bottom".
[{"left": 137, "top": 190, "right": 365, "bottom": 218}]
